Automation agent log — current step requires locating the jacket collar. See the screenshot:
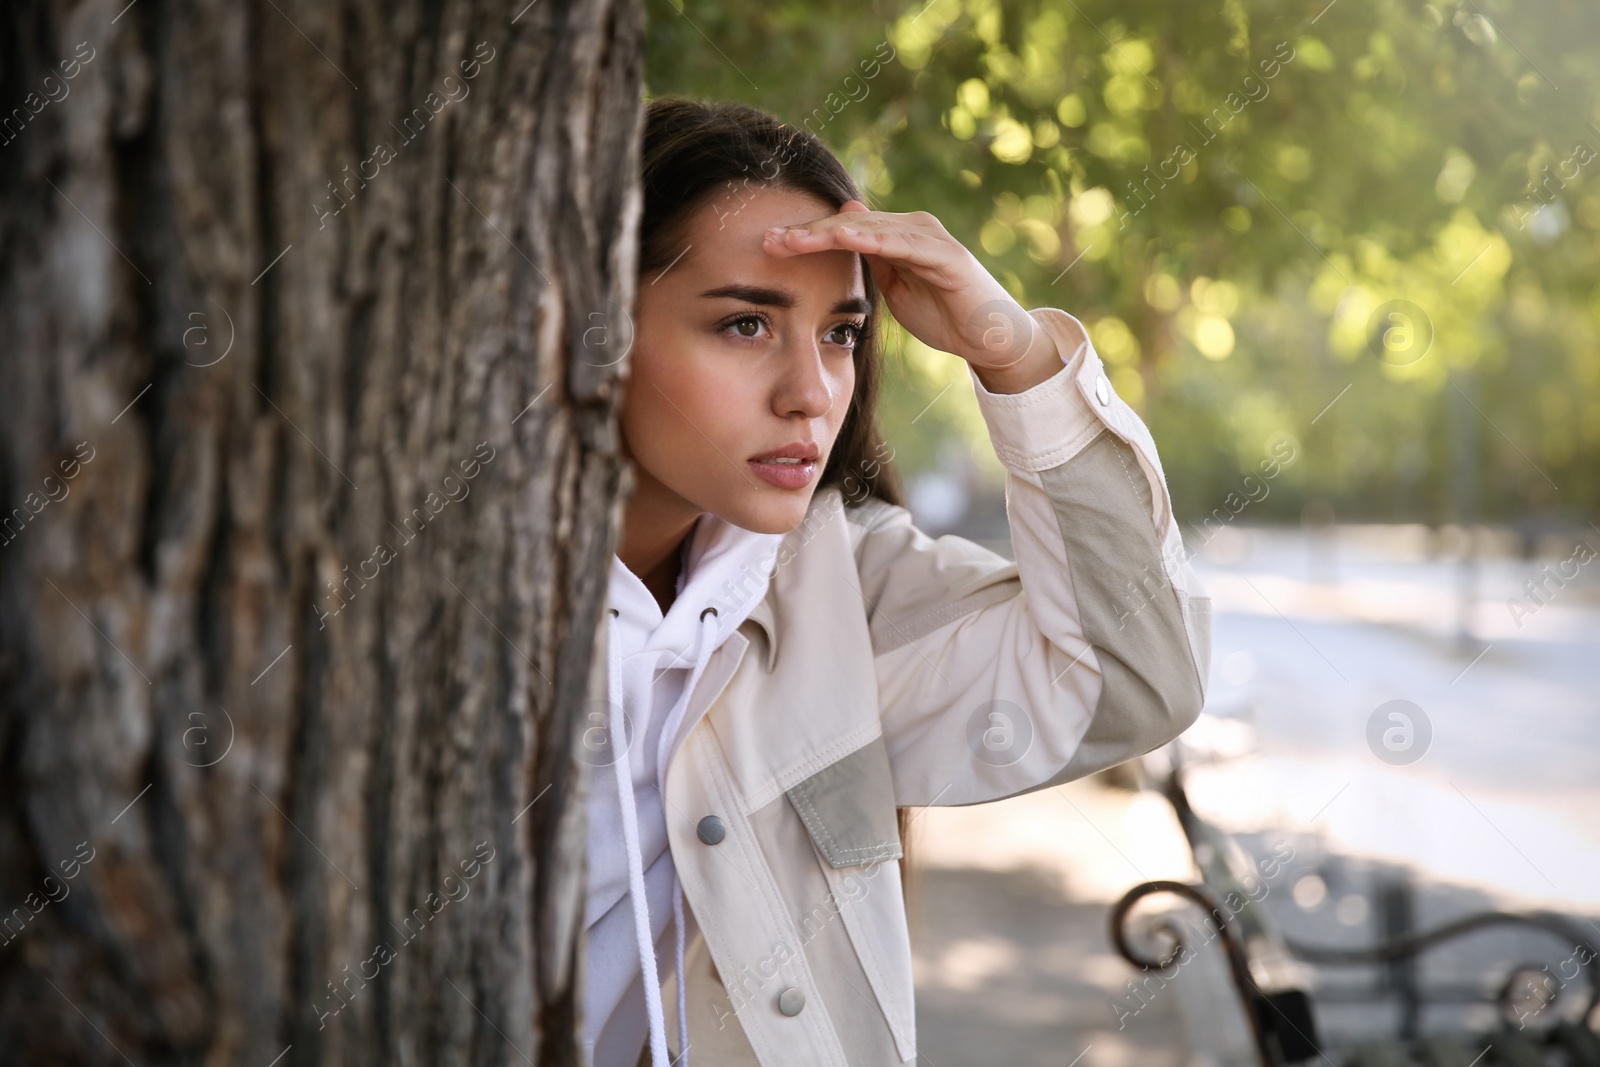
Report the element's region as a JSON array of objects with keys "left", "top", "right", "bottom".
[{"left": 733, "top": 486, "right": 856, "bottom": 676}]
